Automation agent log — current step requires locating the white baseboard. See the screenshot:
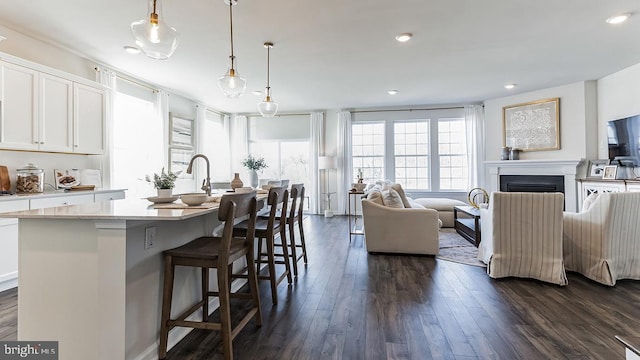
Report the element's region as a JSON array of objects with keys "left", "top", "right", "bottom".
[
  {"left": 0, "top": 271, "right": 18, "bottom": 293},
  {"left": 133, "top": 277, "right": 250, "bottom": 360}
]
